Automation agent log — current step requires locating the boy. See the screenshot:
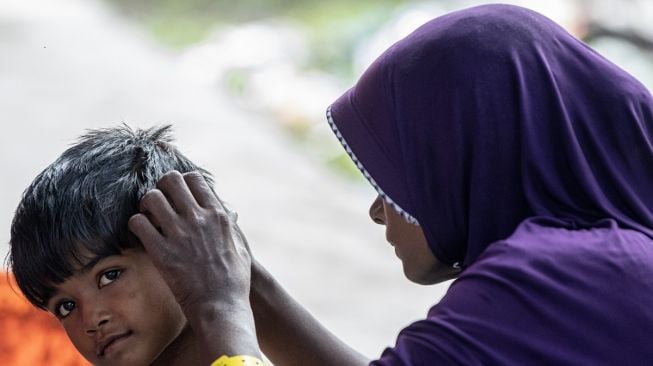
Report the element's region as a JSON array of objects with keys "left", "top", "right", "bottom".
[{"left": 9, "top": 125, "right": 211, "bottom": 365}]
